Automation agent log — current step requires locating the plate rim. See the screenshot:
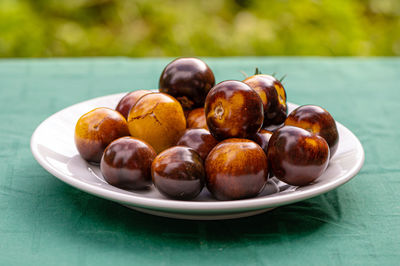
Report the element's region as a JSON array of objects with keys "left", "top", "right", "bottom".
[{"left": 31, "top": 93, "right": 365, "bottom": 214}]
